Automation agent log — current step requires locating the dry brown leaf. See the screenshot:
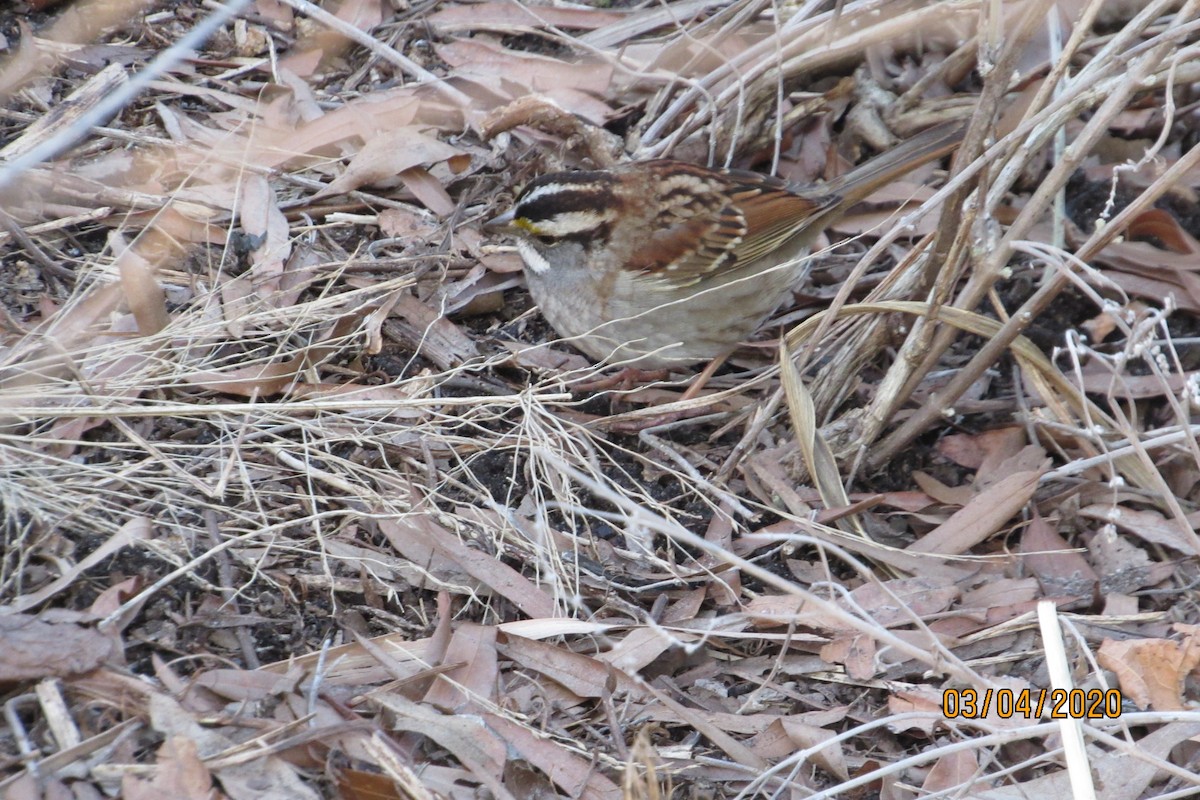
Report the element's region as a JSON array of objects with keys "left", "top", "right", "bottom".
[
  {"left": 110, "top": 234, "right": 166, "bottom": 335},
  {"left": 148, "top": 693, "right": 319, "bottom": 800},
  {"left": 741, "top": 593, "right": 840, "bottom": 632},
  {"left": 1103, "top": 593, "right": 1140, "bottom": 616},
  {"left": 379, "top": 517, "right": 557, "bottom": 618},
  {"left": 659, "top": 588, "right": 706, "bottom": 624},
  {"left": 377, "top": 206, "right": 439, "bottom": 239},
  {"left": 1127, "top": 207, "right": 1199, "bottom": 253},
  {"left": 1092, "top": 239, "right": 1200, "bottom": 312},
  {"left": 1019, "top": 514, "right": 1098, "bottom": 599},
  {"left": 0, "top": 287, "right": 133, "bottom": 426},
  {"left": 0, "top": 613, "right": 116, "bottom": 681},
  {"left": 949, "top": 427, "right": 1027, "bottom": 472},
  {"left": 702, "top": 507, "right": 740, "bottom": 605},
  {"left": 480, "top": 250, "right": 525, "bottom": 274},
  {"left": 886, "top": 687, "right": 944, "bottom": 735},
  {"left": 960, "top": 577, "right": 1042, "bottom": 614},
  {"left": 425, "top": 590, "right": 455, "bottom": 671},
  {"left": 647, "top": 705, "right": 839, "bottom": 736},
  {"left": 206, "top": 90, "right": 425, "bottom": 175},
  {"left": 217, "top": 271, "right": 256, "bottom": 338},
  {"left": 1098, "top": 635, "right": 1200, "bottom": 711},
  {"left": 193, "top": 667, "right": 305, "bottom": 703},
  {"left": 333, "top": 767, "right": 407, "bottom": 800},
  {"left": 499, "top": 340, "right": 592, "bottom": 373},
  {"left": 239, "top": 174, "right": 292, "bottom": 301},
  {"left": 483, "top": 713, "right": 624, "bottom": 800},
  {"left": 271, "top": 630, "right": 438, "bottom": 688},
  {"left": 596, "top": 627, "right": 677, "bottom": 674},
  {"left": 844, "top": 577, "right": 960, "bottom": 628},
  {"left": 741, "top": 453, "right": 817, "bottom": 518},
  {"left": 499, "top": 632, "right": 637, "bottom": 700},
  {"left": 278, "top": 45, "right": 324, "bottom": 79},
  {"left": 397, "top": 165, "right": 457, "bottom": 216},
  {"left": 254, "top": 0, "right": 293, "bottom": 26},
  {"left": 1079, "top": 504, "right": 1200, "bottom": 556},
  {"left": 375, "top": 518, "right": 477, "bottom": 592},
  {"left": 312, "top": 128, "right": 464, "bottom": 200},
  {"left": 1080, "top": 308, "right": 1121, "bottom": 343},
  {"left": 373, "top": 693, "right": 512, "bottom": 799},
  {"left": 715, "top": 718, "right": 797, "bottom": 760},
  {"left": 937, "top": 430, "right": 1000, "bottom": 470},
  {"left": 121, "top": 736, "right": 214, "bottom": 800},
  {"left": 3, "top": 517, "right": 152, "bottom": 614},
  {"left": 780, "top": 717, "right": 849, "bottom": 781},
  {"left": 422, "top": 623, "right": 498, "bottom": 714},
  {"left": 907, "top": 469, "right": 1044, "bottom": 555},
  {"left": 428, "top": 3, "right": 624, "bottom": 33},
  {"left": 185, "top": 357, "right": 304, "bottom": 397},
  {"left": 436, "top": 39, "right": 614, "bottom": 110},
  {"left": 911, "top": 471, "right": 973, "bottom": 506},
  {"left": 646, "top": 683, "right": 769, "bottom": 769},
  {"left": 975, "top": 722, "right": 1200, "bottom": 800},
  {"left": 151, "top": 654, "right": 195, "bottom": 704},
  {"left": 619, "top": 20, "right": 770, "bottom": 77},
  {"left": 1088, "top": 527, "right": 1164, "bottom": 596},
  {"left": 921, "top": 749, "right": 979, "bottom": 795},
  {"left": 745, "top": 576, "right": 957, "bottom": 633},
  {"left": 87, "top": 576, "right": 141, "bottom": 617},
  {"left": 1077, "top": 366, "right": 1190, "bottom": 398},
  {"left": 185, "top": 311, "right": 371, "bottom": 397},
  {"left": 855, "top": 491, "right": 934, "bottom": 512},
  {"left": 1104, "top": 106, "right": 1163, "bottom": 135},
  {"left": 979, "top": 444, "right": 1047, "bottom": 489},
  {"left": 147, "top": 79, "right": 263, "bottom": 118},
  {"left": 821, "top": 634, "right": 877, "bottom": 680},
  {"left": 122, "top": 204, "right": 227, "bottom": 245},
  {"left": 438, "top": 264, "right": 520, "bottom": 317},
  {"left": 739, "top": 714, "right": 854, "bottom": 777},
  {"left": 281, "top": 0, "right": 384, "bottom": 74}
]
